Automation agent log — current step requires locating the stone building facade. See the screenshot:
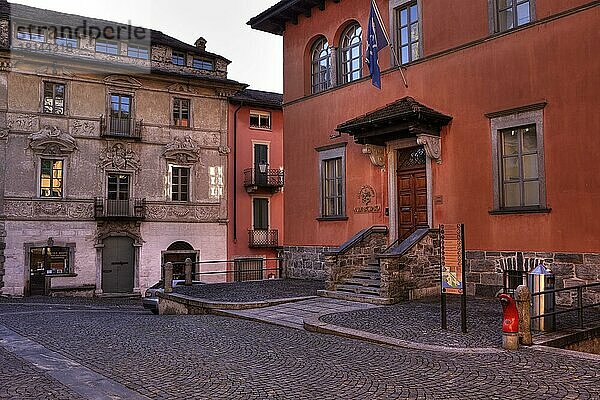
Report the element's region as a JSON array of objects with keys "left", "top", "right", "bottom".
[{"left": 0, "top": 1, "right": 245, "bottom": 296}]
